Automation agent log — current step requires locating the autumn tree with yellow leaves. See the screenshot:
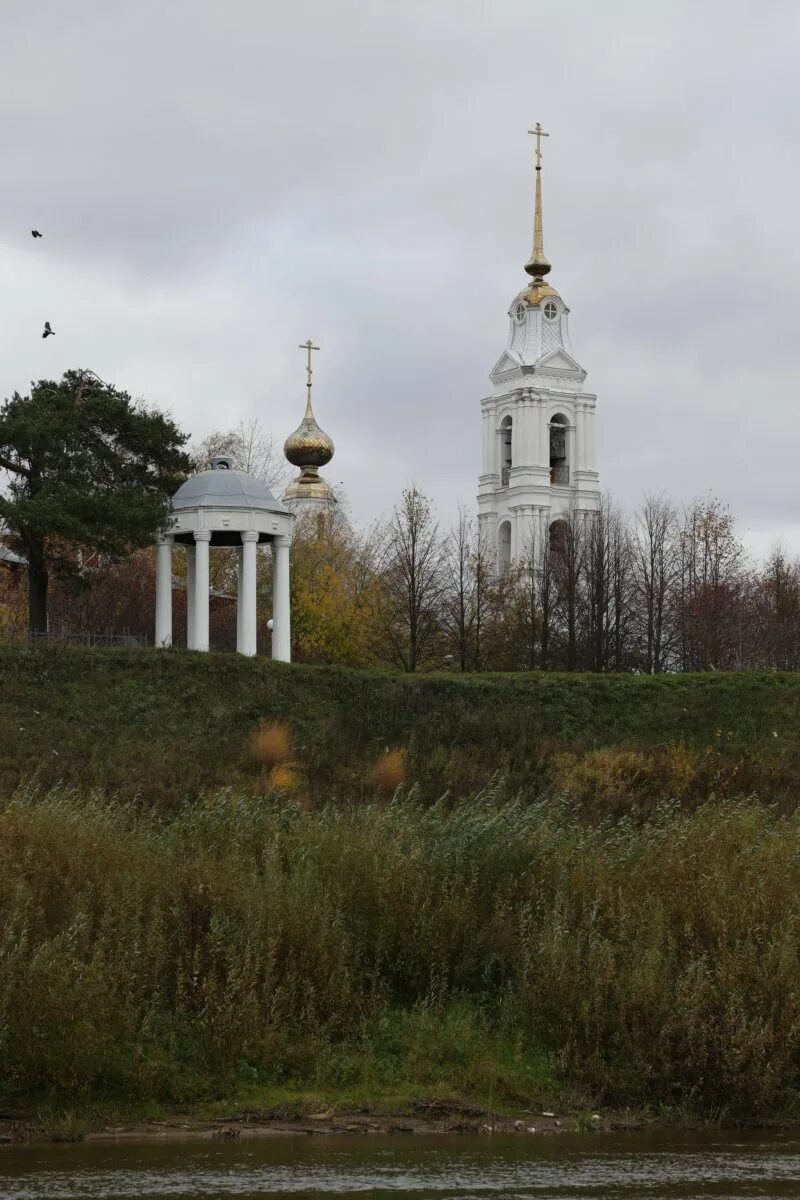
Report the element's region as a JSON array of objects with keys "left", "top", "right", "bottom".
[{"left": 290, "top": 507, "right": 381, "bottom": 667}]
